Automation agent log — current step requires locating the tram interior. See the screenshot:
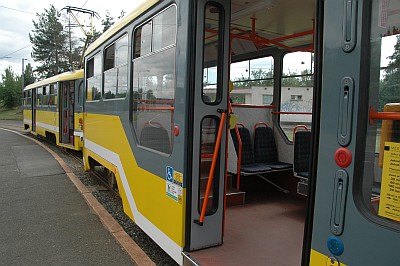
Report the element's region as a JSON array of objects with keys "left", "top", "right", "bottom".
[
  {"left": 188, "top": 0, "right": 400, "bottom": 264},
  {"left": 189, "top": 0, "right": 315, "bottom": 265}
]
